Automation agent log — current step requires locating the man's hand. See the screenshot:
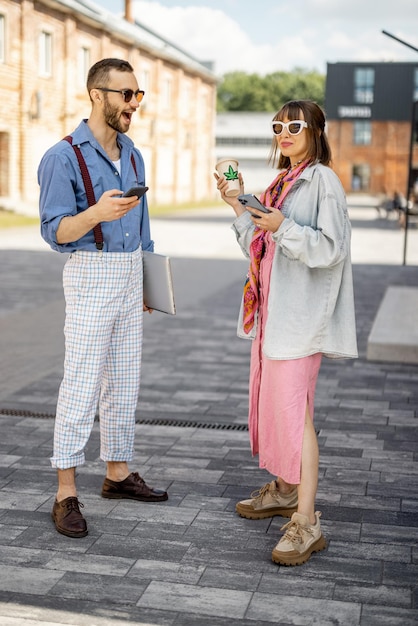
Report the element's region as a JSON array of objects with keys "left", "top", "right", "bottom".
[
  {"left": 95, "top": 189, "right": 140, "bottom": 223},
  {"left": 56, "top": 189, "right": 141, "bottom": 244}
]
